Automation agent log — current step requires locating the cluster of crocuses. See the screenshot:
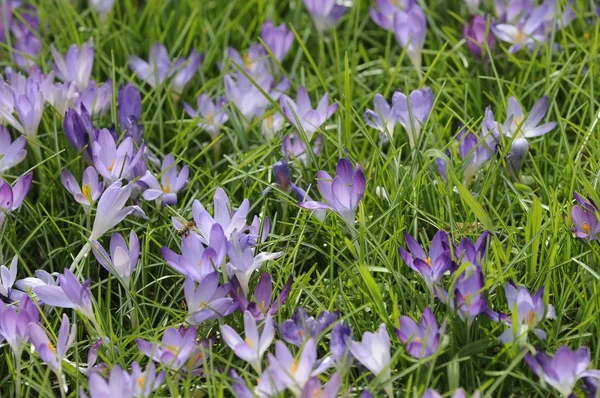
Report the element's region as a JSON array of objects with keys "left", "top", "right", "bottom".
[{"left": 462, "top": 0, "right": 575, "bottom": 58}]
